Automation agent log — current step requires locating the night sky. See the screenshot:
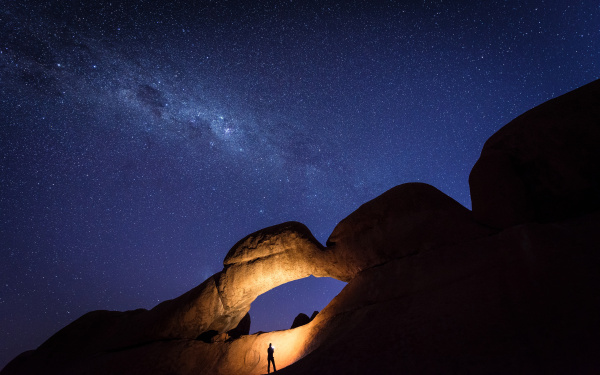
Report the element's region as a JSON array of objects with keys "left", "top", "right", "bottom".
[{"left": 1, "top": 0, "right": 598, "bottom": 368}]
